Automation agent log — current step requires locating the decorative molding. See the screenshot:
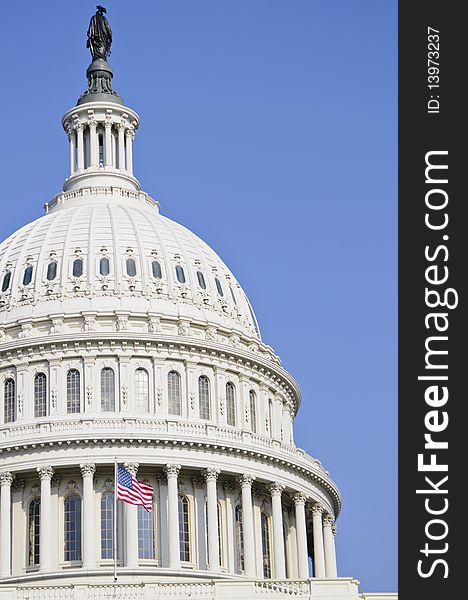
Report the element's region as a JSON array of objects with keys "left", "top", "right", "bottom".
[
  {"left": 80, "top": 463, "right": 96, "bottom": 477},
  {"left": 205, "top": 468, "right": 220, "bottom": 482},
  {"left": 293, "top": 492, "right": 308, "bottom": 506},
  {"left": 0, "top": 471, "right": 14, "bottom": 486},
  {"left": 268, "top": 482, "right": 285, "bottom": 497},
  {"left": 311, "top": 503, "right": 324, "bottom": 517},
  {"left": 238, "top": 473, "right": 256, "bottom": 488},
  {"left": 165, "top": 464, "right": 181, "bottom": 478}
]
